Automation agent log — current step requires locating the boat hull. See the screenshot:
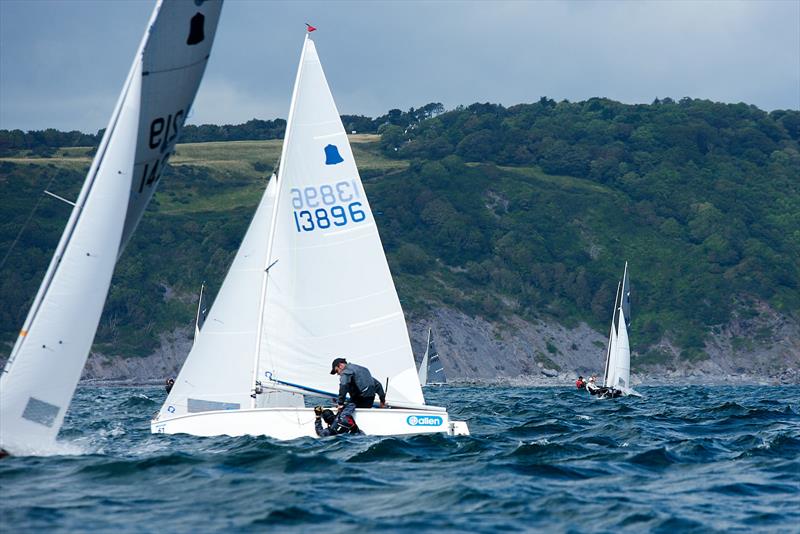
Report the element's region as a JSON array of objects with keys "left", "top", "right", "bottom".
[{"left": 151, "top": 407, "right": 469, "bottom": 440}]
